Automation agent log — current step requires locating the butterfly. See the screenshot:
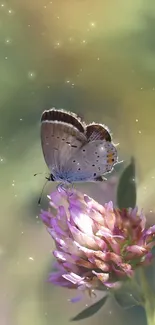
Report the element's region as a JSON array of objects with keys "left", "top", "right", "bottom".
[{"left": 40, "top": 108, "right": 118, "bottom": 183}]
